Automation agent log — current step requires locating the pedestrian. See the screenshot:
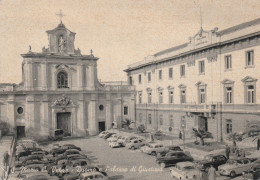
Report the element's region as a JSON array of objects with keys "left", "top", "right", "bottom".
[
  {"left": 179, "top": 131, "right": 182, "bottom": 140},
  {"left": 199, "top": 170, "right": 208, "bottom": 180},
  {"left": 3, "top": 151, "right": 9, "bottom": 170},
  {"left": 225, "top": 145, "right": 230, "bottom": 160},
  {"left": 235, "top": 148, "right": 240, "bottom": 158},
  {"left": 208, "top": 165, "right": 216, "bottom": 180},
  {"left": 241, "top": 148, "right": 246, "bottom": 157},
  {"left": 257, "top": 138, "right": 260, "bottom": 150}
]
